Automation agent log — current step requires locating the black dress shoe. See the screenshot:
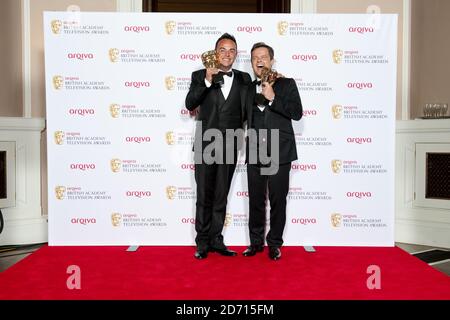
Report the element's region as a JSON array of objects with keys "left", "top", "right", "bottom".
[
  {"left": 269, "top": 247, "right": 281, "bottom": 260},
  {"left": 242, "top": 245, "right": 264, "bottom": 257},
  {"left": 194, "top": 249, "right": 208, "bottom": 260},
  {"left": 209, "top": 247, "right": 237, "bottom": 256}
]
